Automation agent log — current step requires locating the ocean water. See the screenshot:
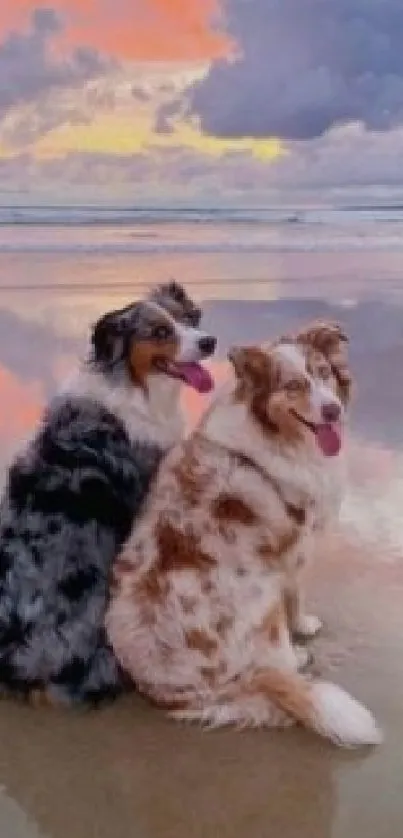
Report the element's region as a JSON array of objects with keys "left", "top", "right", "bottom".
[
  {"left": 0, "top": 202, "right": 402, "bottom": 464},
  {"left": 2, "top": 203, "right": 403, "bottom": 256},
  {"left": 1, "top": 203, "right": 403, "bottom": 303}
]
